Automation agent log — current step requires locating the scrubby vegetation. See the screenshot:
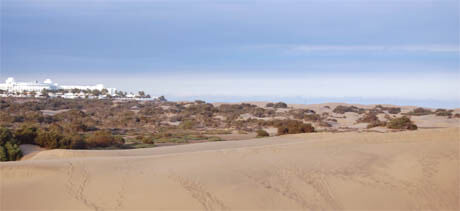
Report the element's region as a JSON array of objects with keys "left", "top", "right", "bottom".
[
  {"left": 434, "top": 109, "right": 454, "bottom": 117},
  {"left": 266, "top": 102, "right": 288, "bottom": 109},
  {"left": 405, "top": 107, "right": 433, "bottom": 116},
  {"left": 356, "top": 112, "right": 386, "bottom": 129},
  {"left": 264, "top": 120, "right": 315, "bottom": 135},
  {"left": 1, "top": 97, "right": 454, "bottom": 161},
  {"left": 386, "top": 116, "right": 417, "bottom": 130},
  {"left": 256, "top": 129, "right": 269, "bottom": 137},
  {"left": 333, "top": 105, "right": 365, "bottom": 114},
  {"left": 0, "top": 127, "right": 23, "bottom": 161}
]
